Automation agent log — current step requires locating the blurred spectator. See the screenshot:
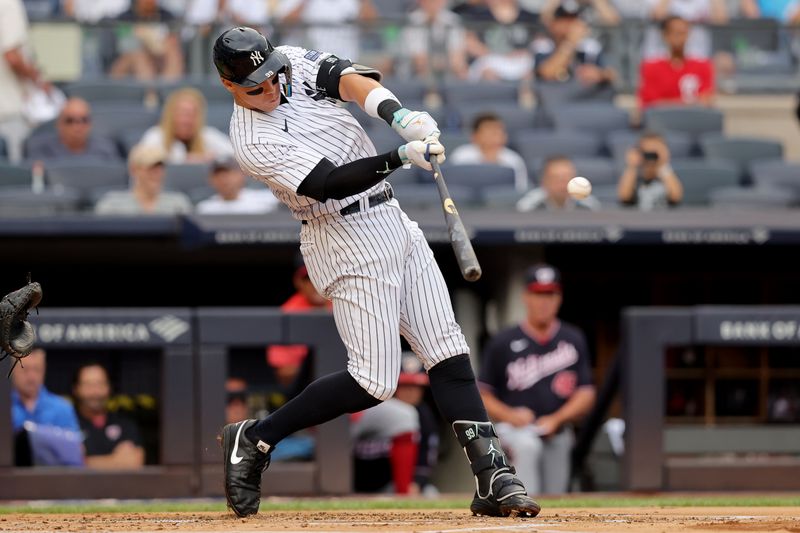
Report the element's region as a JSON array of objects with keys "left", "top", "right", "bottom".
[
  {"left": 352, "top": 352, "right": 440, "bottom": 495},
  {"left": 277, "top": 0, "right": 378, "bottom": 62},
  {"left": 26, "top": 98, "right": 121, "bottom": 162},
  {"left": 225, "top": 377, "right": 250, "bottom": 425},
  {"left": 450, "top": 112, "right": 529, "bottom": 192},
  {"left": 541, "top": 0, "right": 621, "bottom": 25},
  {"left": 95, "top": 143, "right": 192, "bottom": 215},
  {"left": 266, "top": 262, "right": 332, "bottom": 393},
  {"left": 72, "top": 362, "right": 145, "bottom": 470},
  {"left": 196, "top": 156, "right": 279, "bottom": 215},
  {"left": 11, "top": 349, "right": 80, "bottom": 433},
  {"left": 740, "top": 0, "right": 800, "bottom": 22},
  {"left": 109, "top": 0, "right": 184, "bottom": 81},
  {"left": 403, "top": 0, "right": 469, "bottom": 80},
  {"left": 140, "top": 88, "right": 233, "bottom": 164},
  {"left": 62, "top": 0, "right": 129, "bottom": 23},
  {"left": 479, "top": 263, "right": 596, "bottom": 495},
  {"left": 641, "top": 0, "right": 728, "bottom": 60},
  {"left": 638, "top": 16, "right": 715, "bottom": 109},
  {"left": 617, "top": 131, "right": 683, "bottom": 209},
  {"left": 516, "top": 155, "right": 600, "bottom": 211},
  {"left": 460, "top": 0, "right": 541, "bottom": 81},
  {"left": 184, "top": 0, "right": 274, "bottom": 27},
  {"left": 0, "top": 0, "right": 46, "bottom": 163},
  {"left": 534, "top": 3, "right": 616, "bottom": 86}
]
